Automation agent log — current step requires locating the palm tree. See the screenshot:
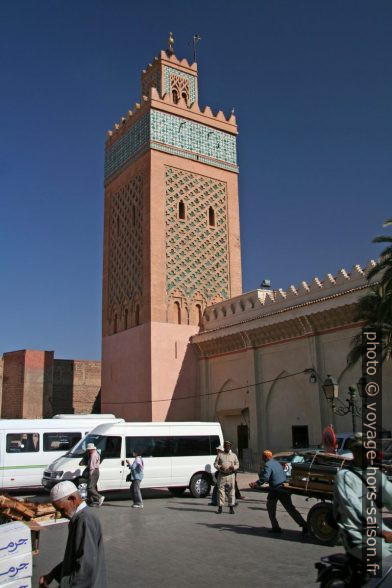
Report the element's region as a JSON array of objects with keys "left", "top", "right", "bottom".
[{"left": 347, "top": 218, "right": 392, "bottom": 366}]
